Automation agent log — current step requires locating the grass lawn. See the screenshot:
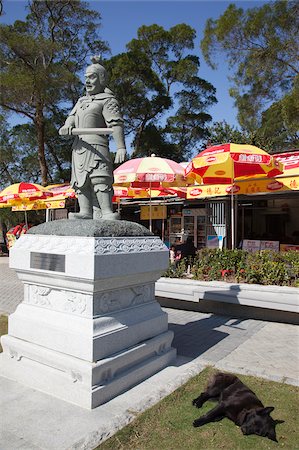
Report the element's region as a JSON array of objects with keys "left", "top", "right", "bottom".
[
  {"left": 97, "top": 367, "right": 299, "bottom": 450},
  {"left": 0, "top": 315, "right": 8, "bottom": 352}
]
